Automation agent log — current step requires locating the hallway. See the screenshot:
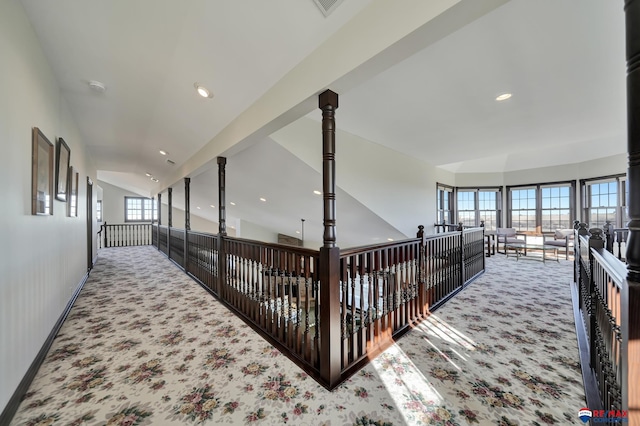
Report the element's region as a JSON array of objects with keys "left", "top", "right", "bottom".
[{"left": 9, "top": 246, "right": 585, "bottom": 425}]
